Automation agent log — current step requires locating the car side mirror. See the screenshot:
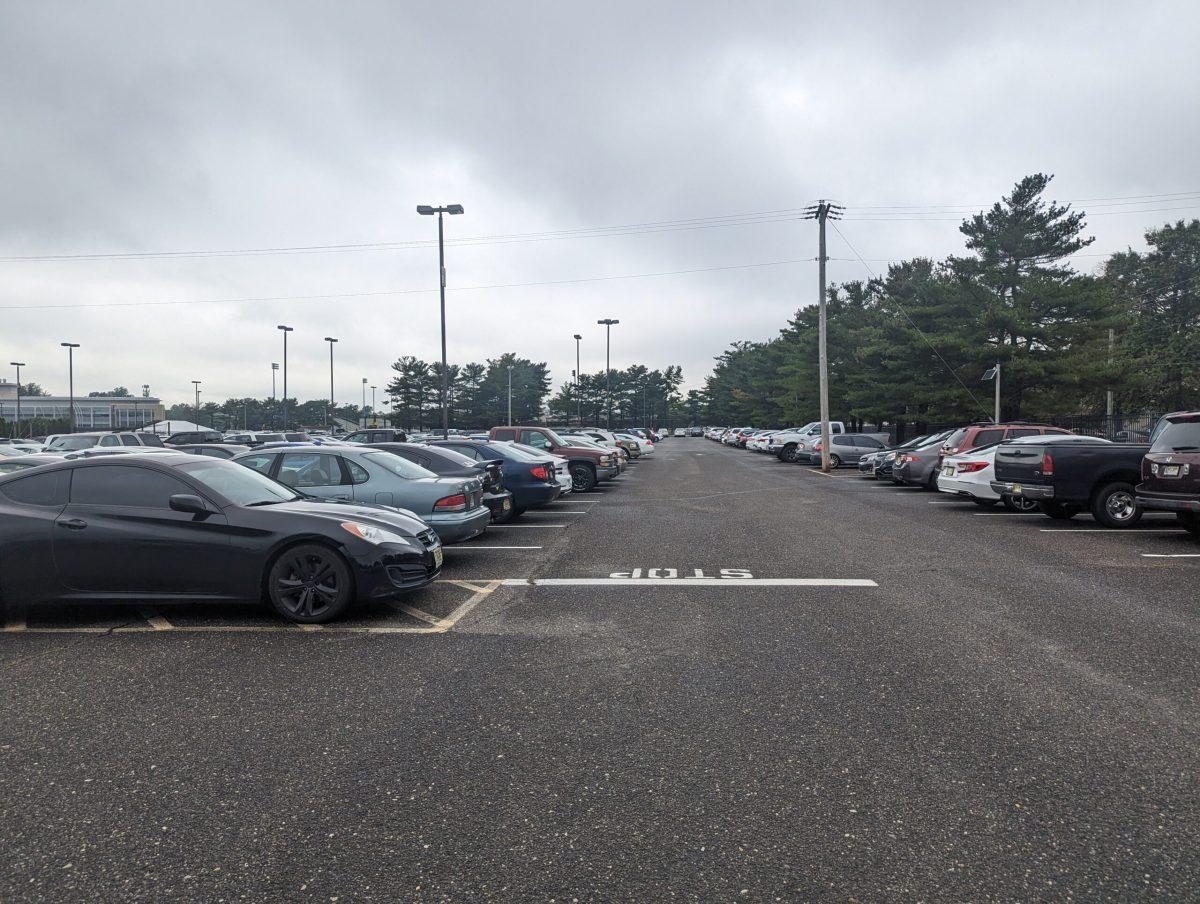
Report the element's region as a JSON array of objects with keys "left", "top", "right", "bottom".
[{"left": 169, "top": 494, "right": 211, "bottom": 515}]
